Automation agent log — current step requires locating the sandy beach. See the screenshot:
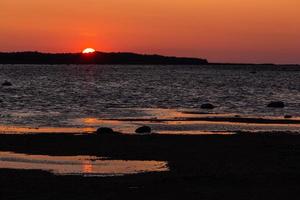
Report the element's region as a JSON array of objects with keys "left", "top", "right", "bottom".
[{"left": 1, "top": 132, "right": 300, "bottom": 199}]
